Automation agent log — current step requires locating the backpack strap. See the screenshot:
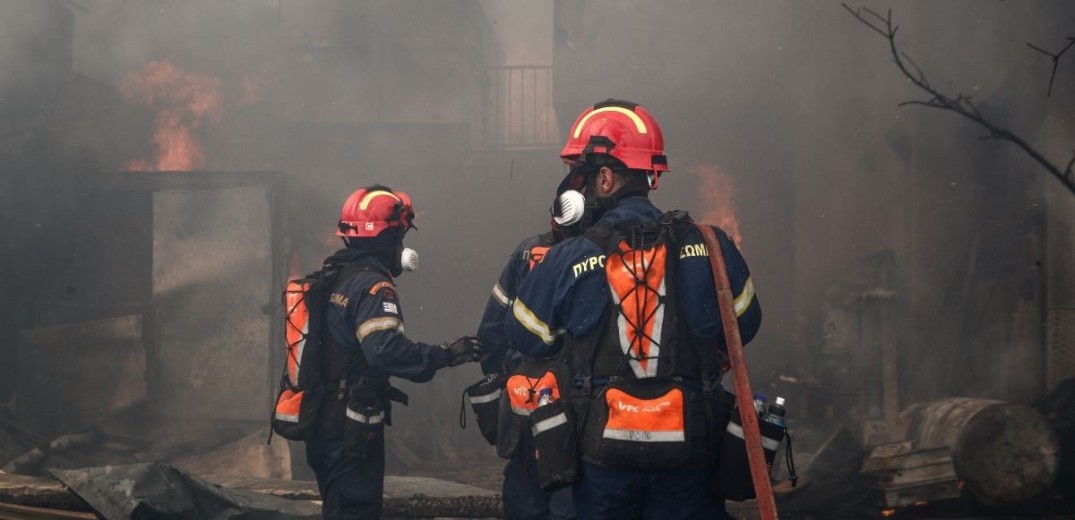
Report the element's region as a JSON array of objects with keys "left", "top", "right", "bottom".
[
  {"left": 583, "top": 221, "right": 617, "bottom": 253},
  {"left": 318, "top": 260, "right": 387, "bottom": 400}
]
